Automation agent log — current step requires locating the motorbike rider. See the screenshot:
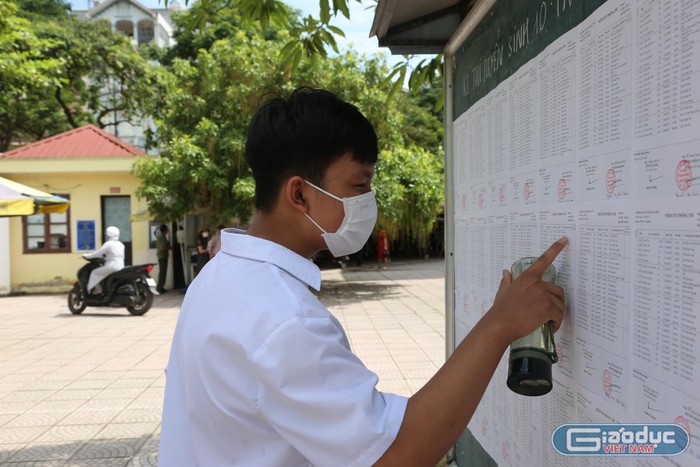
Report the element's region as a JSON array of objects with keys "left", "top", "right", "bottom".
[{"left": 83, "top": 226, "right": 125, "bottom": 295}]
